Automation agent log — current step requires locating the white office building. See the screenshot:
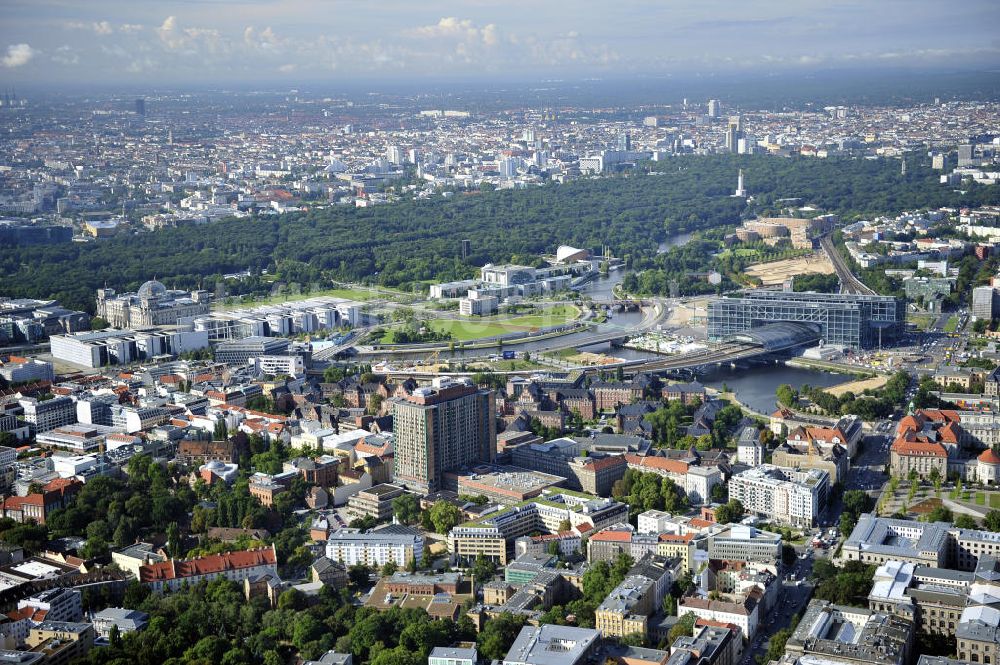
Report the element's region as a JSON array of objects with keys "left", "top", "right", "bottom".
[
  {"left": 502, "top": 625, "right": 600, "bottom": 665},
  {"left": 50, "top": 328, "right": 209, "bottom": 368},
  {"left": 325, "top": 524, "right": 424, "bottom": 568},
  {"left": 253, "top": 355, "right": 305, "bottom": 377},
  {"left": 728, "top": 464, "right": 829, "bottom": 527},
  {"left": 18, "top": 396, "right": 77, "bottom": 433}
]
